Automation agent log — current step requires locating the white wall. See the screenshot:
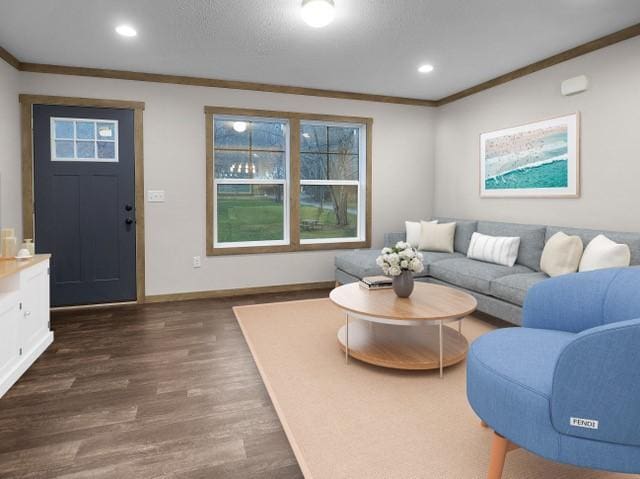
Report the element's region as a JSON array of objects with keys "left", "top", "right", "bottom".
[
  {"left": 11, "top": 35, "right": 640, "bottom": 297},
  {"left": 0, "top": 60, "right": 21, "bottom": 240},
  {"left": 434, "top": 36, "right": 640, "bottom": 232},
  {"left": 19, "top": 72, "right": 436, "bottom": 295}
]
